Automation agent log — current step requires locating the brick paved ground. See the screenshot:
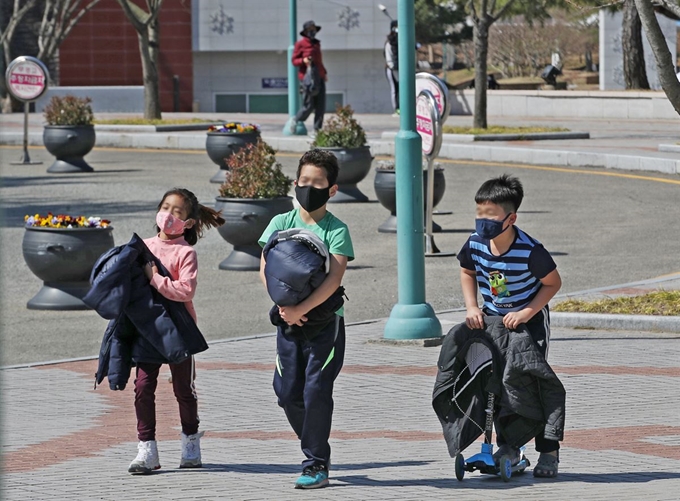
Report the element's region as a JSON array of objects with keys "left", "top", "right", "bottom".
[{"left": 3, "top": 310, "right": 680, "bottom": 500}]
